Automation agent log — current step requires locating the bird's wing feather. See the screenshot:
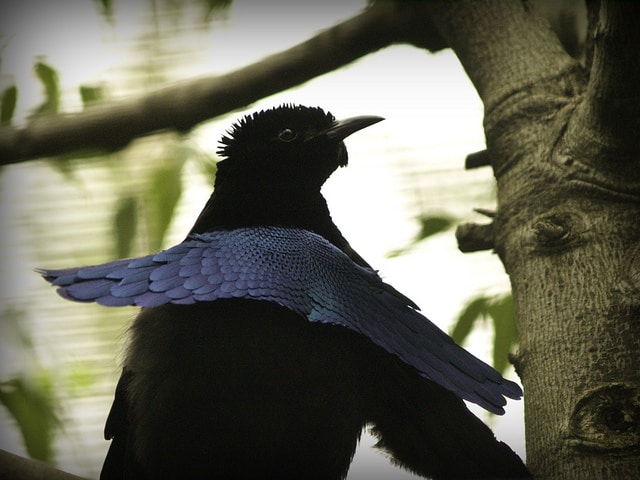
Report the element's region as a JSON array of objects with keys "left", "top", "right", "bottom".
[{"left": 38, "top": 226, "right": 521, "bottom": 413}]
